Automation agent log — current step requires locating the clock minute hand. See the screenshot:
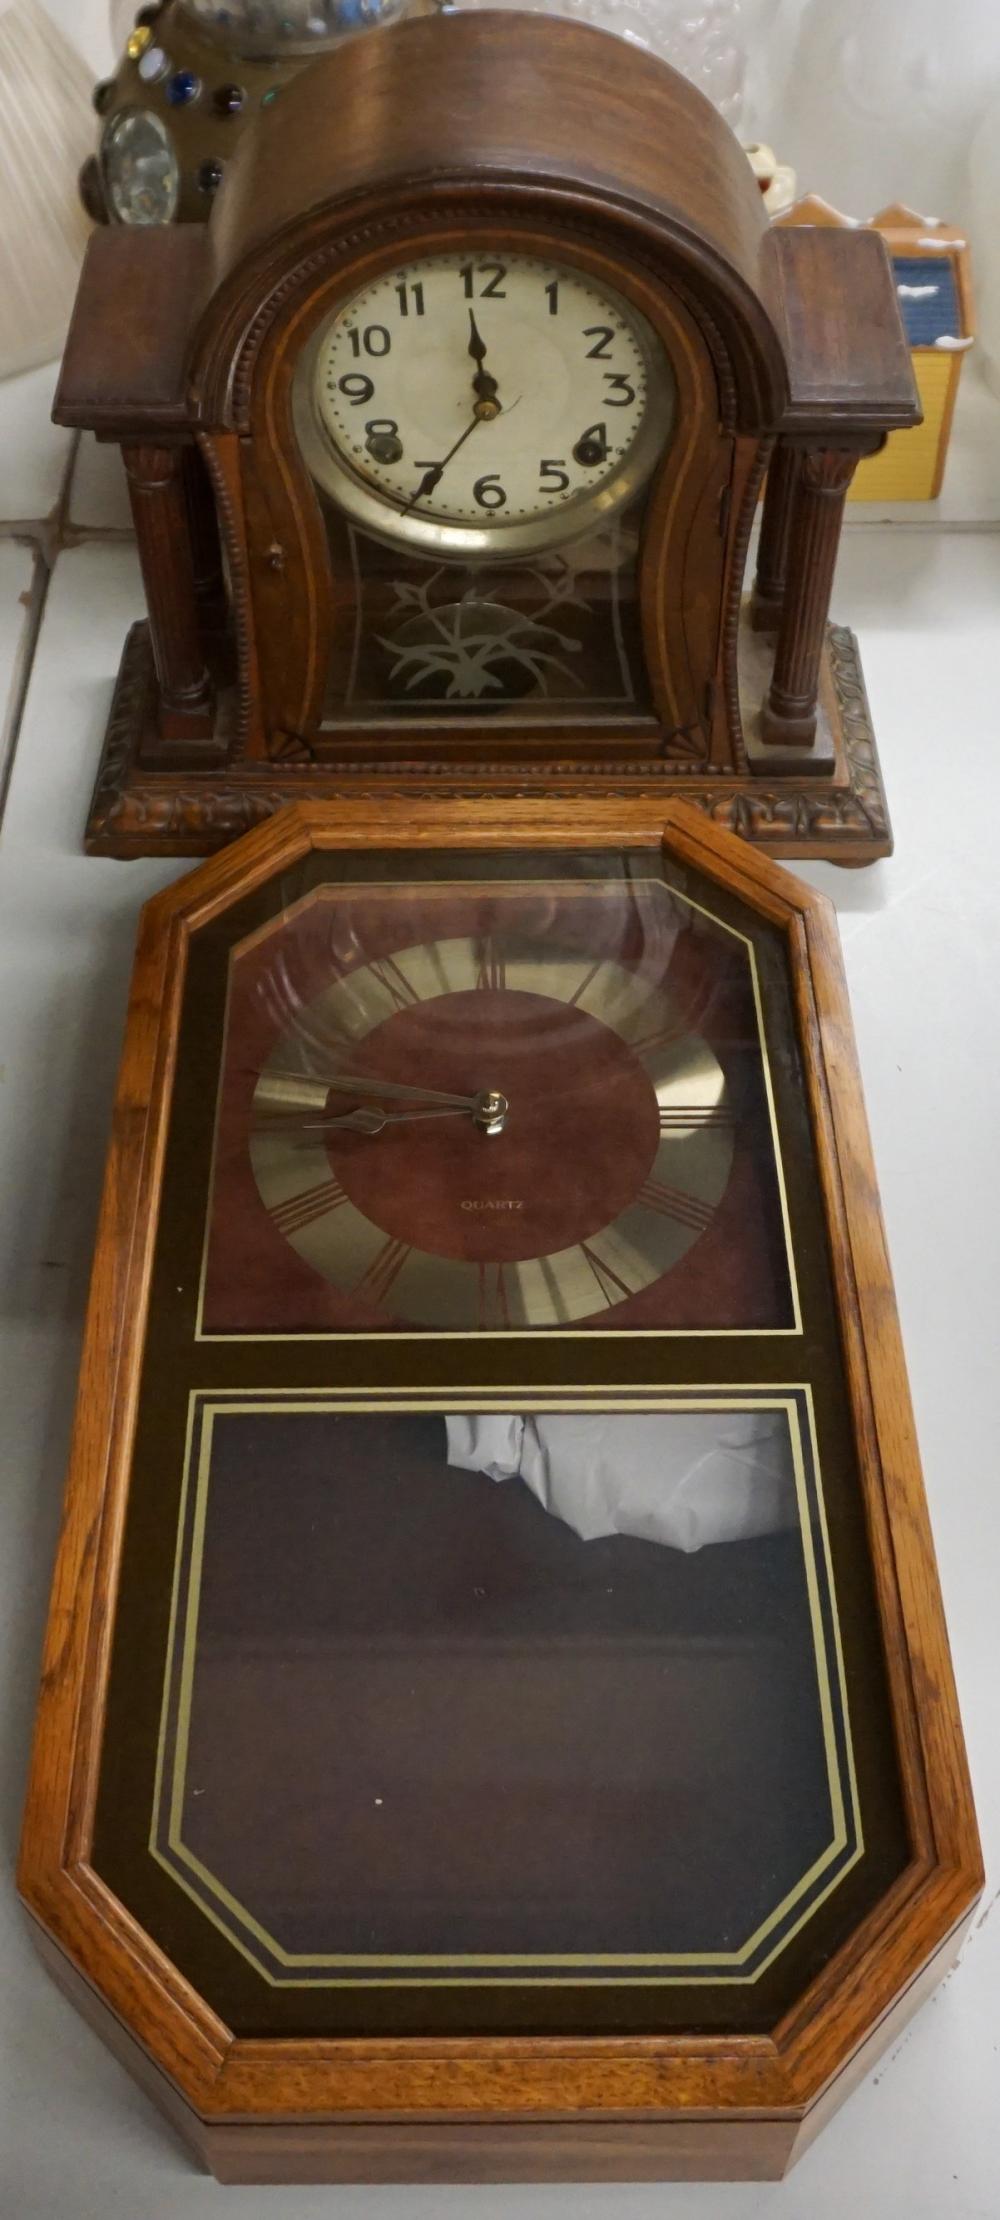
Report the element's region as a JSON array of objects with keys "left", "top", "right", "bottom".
[
  {"left": 400, "top": 415, "right": 480, "bottom": 516},
  {"left": 400, "top": 366, "right": 506, "bottom": 517},
  {"left": 313, "top": 1072, "right": 483, "bottom": 1110}
]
